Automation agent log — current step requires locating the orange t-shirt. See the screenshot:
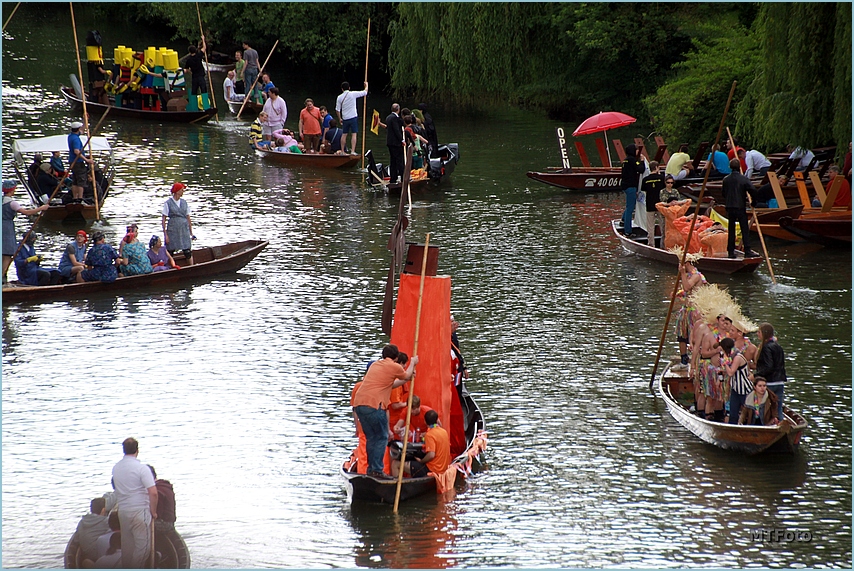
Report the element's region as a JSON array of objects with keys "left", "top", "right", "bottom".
[
  {"left": 352, "top": 358, "right": 406, "bottom": 410},
  {"left": 396, "top": 404, "right": 434, "bottom": 441},
  {"left": 423, "top": 425, "right": 450, "bottom": 474},
  {"left": 300, "top": 107, "right": 322, "bottom": 135}
]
